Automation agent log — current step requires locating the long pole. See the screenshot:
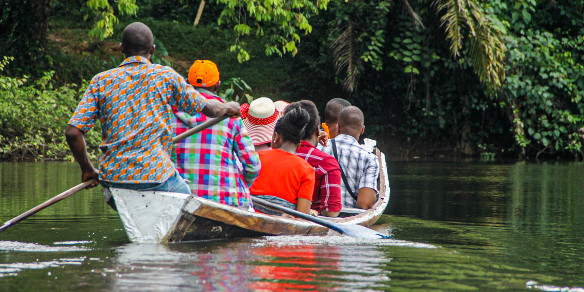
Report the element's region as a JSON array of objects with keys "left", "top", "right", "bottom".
[
  {"left": 0, "top": 116, "right": 229, "bottom": 233},
  {"left": 0, "top": 179, "right": 97, "bottom": 232}
]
